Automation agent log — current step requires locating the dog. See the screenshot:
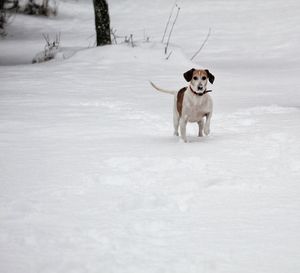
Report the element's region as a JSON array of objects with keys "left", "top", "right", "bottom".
[{"left": 150, "top": 68, "right": 215, "bottom": 142}]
